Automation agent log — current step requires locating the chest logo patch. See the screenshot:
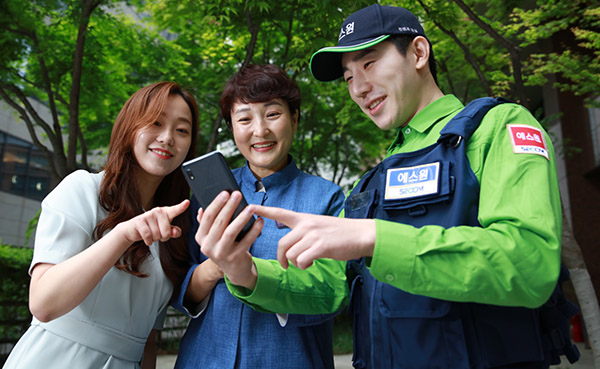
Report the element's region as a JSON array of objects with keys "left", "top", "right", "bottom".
[
  {"left": 385, "top": 162, "right": 440, "bottom": 200},
  {"left": 507, "top": 124, "right": 549, "bottom": 160}
]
